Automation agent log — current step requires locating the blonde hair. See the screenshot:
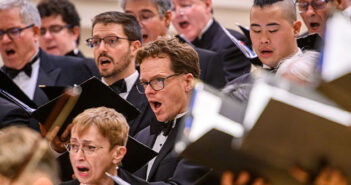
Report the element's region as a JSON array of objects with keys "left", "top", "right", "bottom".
[
  {"left": 0, "top": 126, "right": 58, "bottom": 184},
  {"left": 71, "top": 107, "right": 129, "bottom": 148}
]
